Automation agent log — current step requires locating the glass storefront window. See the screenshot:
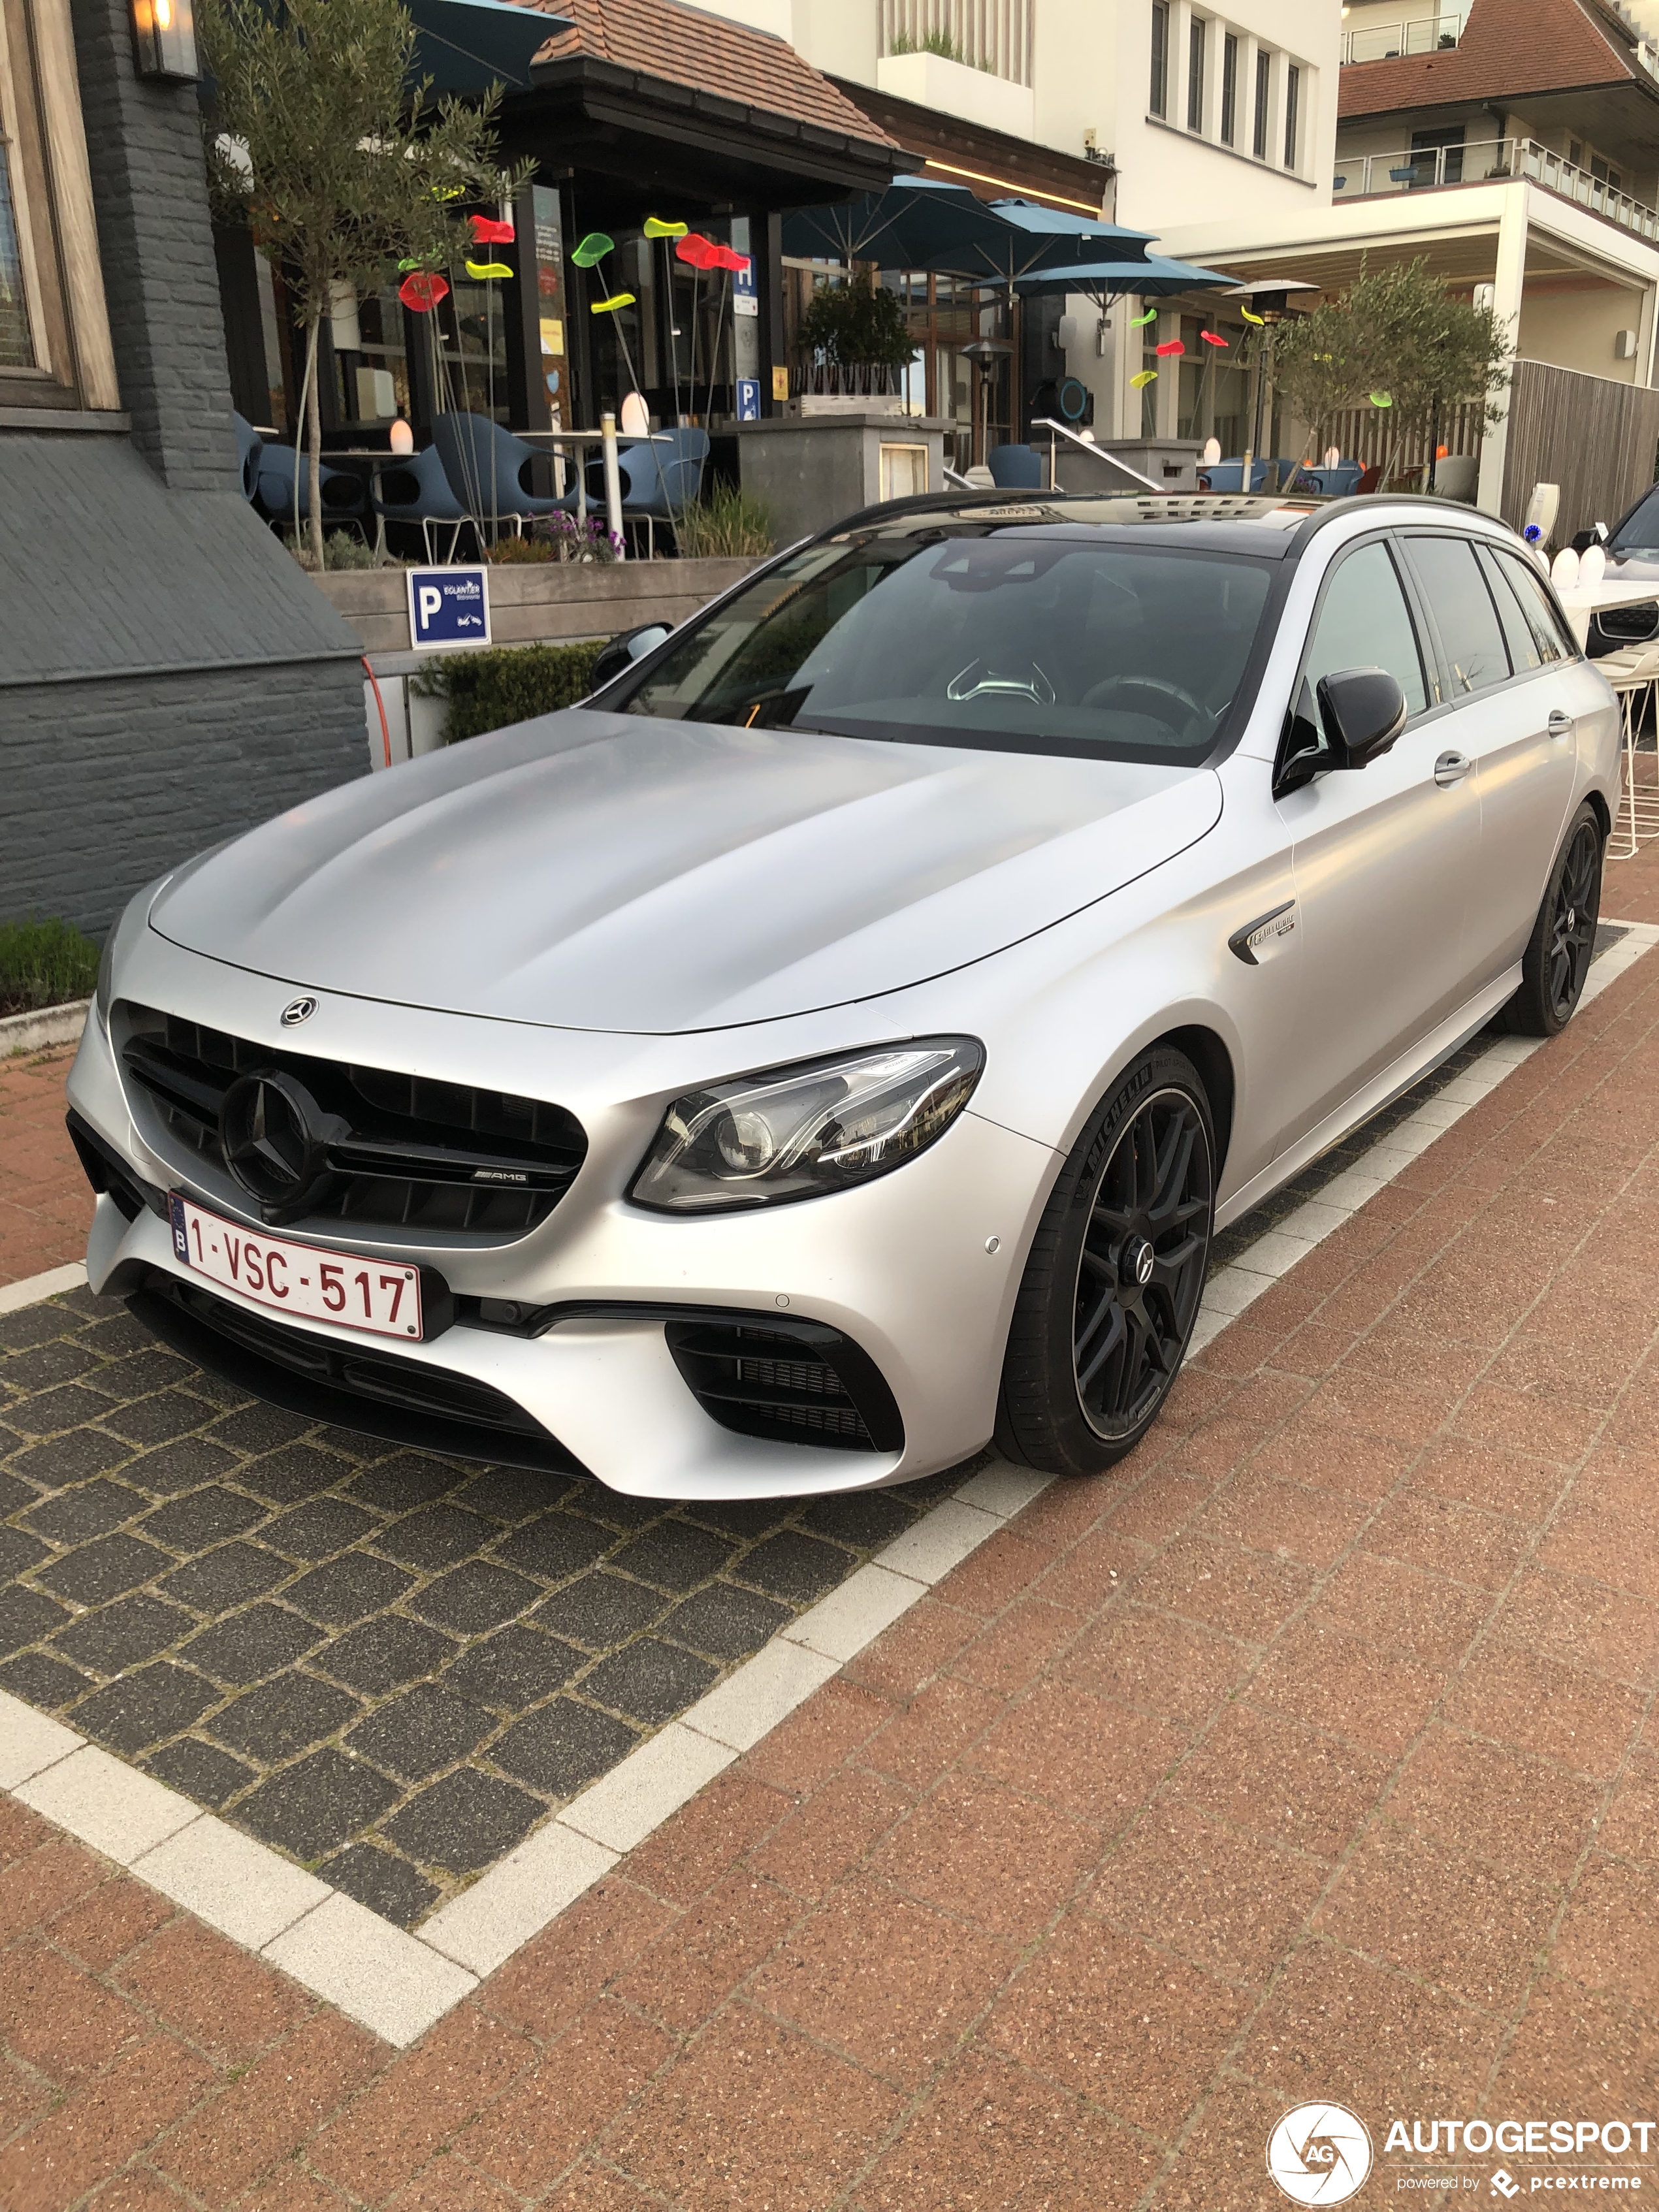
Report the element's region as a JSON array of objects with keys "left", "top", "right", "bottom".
[{"left": 428, "top": 261, "right": 511, "bottom": 425}]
